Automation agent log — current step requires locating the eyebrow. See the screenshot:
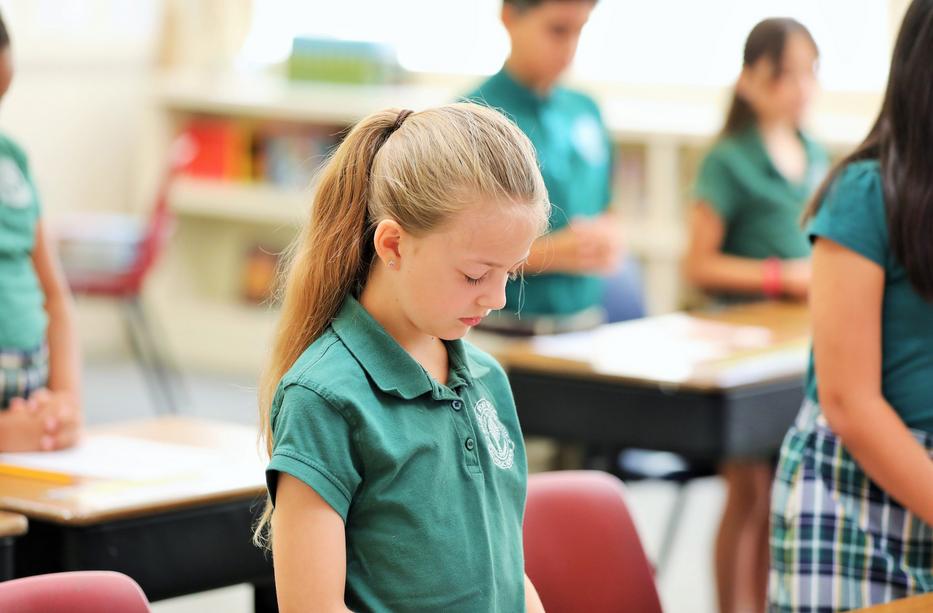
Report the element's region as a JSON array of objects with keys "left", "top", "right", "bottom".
[{"left": 474, "top": 254, "right": 530, "bottom": 269}]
